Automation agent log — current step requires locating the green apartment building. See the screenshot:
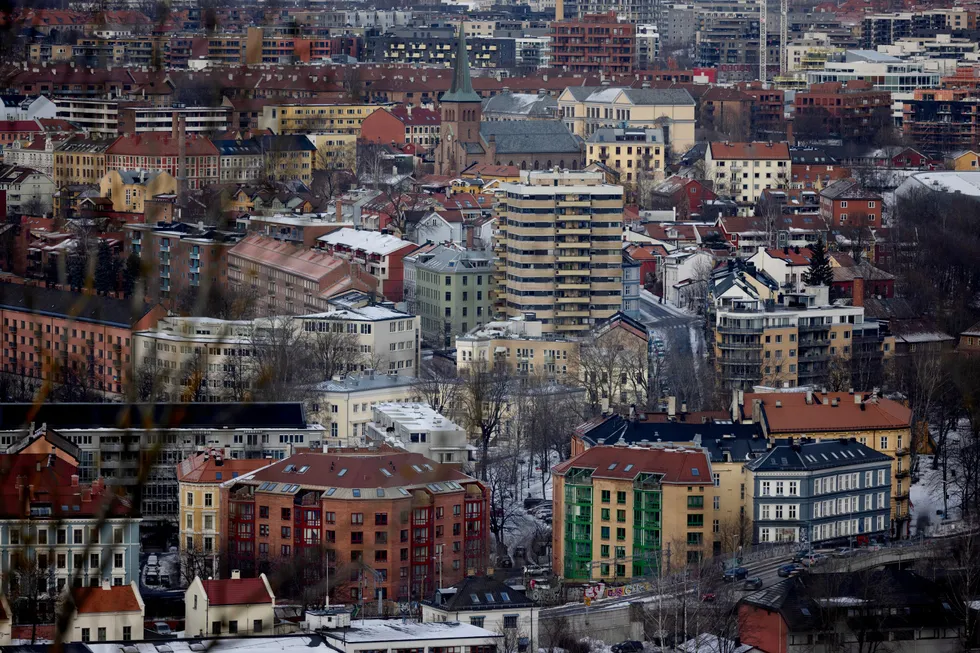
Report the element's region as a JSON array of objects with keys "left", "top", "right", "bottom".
[{"left": 404, "top": 245, "right": 494, "bottom": 348}]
